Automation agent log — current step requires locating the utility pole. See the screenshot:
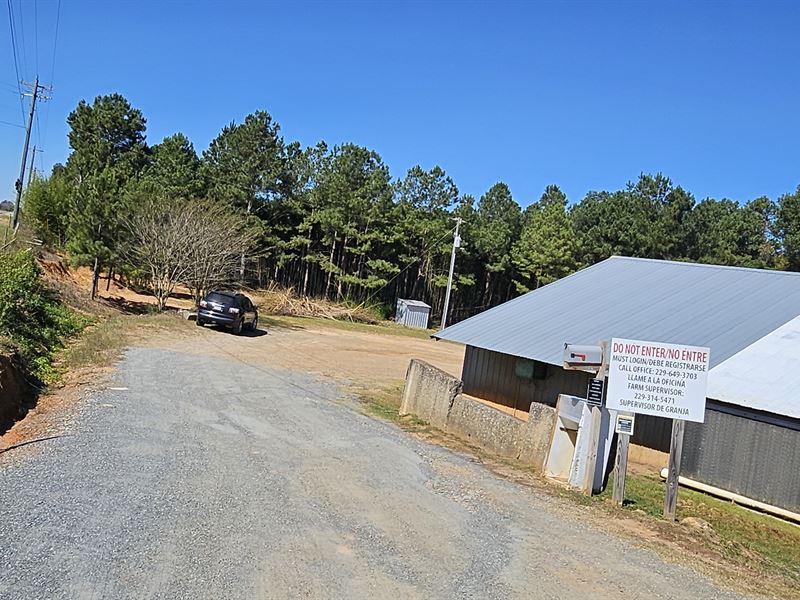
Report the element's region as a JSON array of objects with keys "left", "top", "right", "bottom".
[
  {"left": 26, "top": 146, "right": 39, "bottom": 189},
  {"left": 440, "top": 217, "right": 463, "bottom": 330},
  {"left": 12, "top": 77, "right": 50, "bottom": 231}
]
